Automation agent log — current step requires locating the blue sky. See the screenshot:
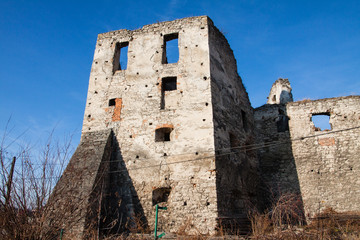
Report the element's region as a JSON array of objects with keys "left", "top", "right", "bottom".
[{"left": 1, "top": 0, "right": 359, "bottom": 149}]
